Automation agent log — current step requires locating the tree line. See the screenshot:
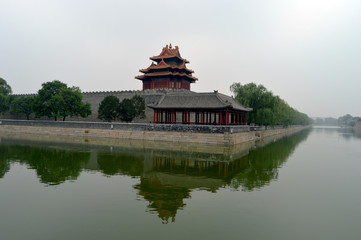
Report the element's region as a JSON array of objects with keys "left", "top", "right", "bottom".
[
  {"left": 0, "top": 78, "right": 145, "bottom": 122},
  {"left": 98, "top": 95, "right": 145, "bottom": 122},
  {"left": 2, "top": 77, "right": 312, "bottom": 125},
  {"left": 0, "top": 79, "right": 92, "bottom": 121},
  {"left": 337, "top": 114, "right": 361, "bottom": 127},
  {"left": 231, "top": 82, "right": 312, "bottom": 127}
]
